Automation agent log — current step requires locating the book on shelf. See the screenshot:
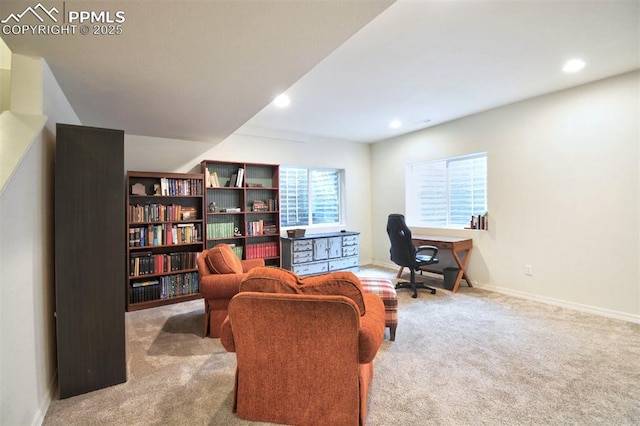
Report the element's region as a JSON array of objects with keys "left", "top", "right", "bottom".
[
  {"left": 130, "top": 251, "right": 199, "bottom": 277},
  {"left": 227, "top": 173, "right": 237, "bottom": 187},
  {"left": 205, "top": 169, "right": 220, "bottom": 187},
  {"left": 181, "top": 207, "right": 197, "bottom": 220},
  {"left": 246, "top": 241, "right": 278, "bottom": 259},
  {"left": 132, "top": 279, "right": 159, "bottom": 288},
  {"left": 263, "top": 223, "right": 278, "bottom": 235},
  {"left": 207, "top": 222, "right": 235, "bottom": 239},
  {"left": 130, "top": 271, "right": 200, "bottom": 304},
  {"left": 129, "top": 280, "right": 161, "bottom": 304},
  {"left": 467, "top": 213, "right": 488, "bottom": 230},
  {"left": 129, "top": 223, "right": 202, "bottom": 247},
  {"left": 159, "top": 272, "right": 199, "bottom": 299},
  {"left": 236, "top": 168, "right": 244, "bottom": 187},
  {"left": 157, "top": 178, "right": 202, "bottom": 196},
  {"left": 252, "top": 200, "right": 268, "bottom": 211},
  {"left": 248, "top": 220, "right": 263, "bottom": 236}
]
